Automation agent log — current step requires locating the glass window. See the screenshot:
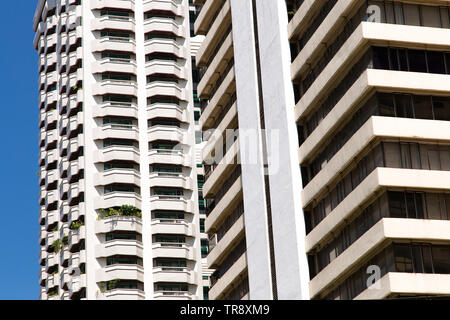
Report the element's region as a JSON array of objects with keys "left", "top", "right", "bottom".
[
  {"left": 373, "top": 47, "right": 390, "bottom": 69},
  {"left": 408, "top": 49, "right": 427, "bottom": 73},
  {"left": 403, "top": 4, "right": 421, "bottom": 26},
  {"left": 433, "top": 97, "right": 450, "bottom": 121},
  {"left": 427, "top": 51, "right": 446, "bottom": 74},
  {"left": 421, "top": 6, "right": 441, "bottom": 28},
  {"left": 394, "top": 244, "right": 413, "bottom": 272},
  {"left": 395, "top": 95, "right": 414, "bottom": 118},
  {"left": 383, "top": 142, "right": 402, "bottom": 168},
  {"left": 413, "top": 95, "right": 433, "bottom": 120},
  {"left": 377, "top": 93, "right": 395, "bottom": 116},
  {"left": 432, "top": 246, "right": 450, "bottom": 274},
  {"left": 388, "top": 192, "right": 406, "bottom": 218}
]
